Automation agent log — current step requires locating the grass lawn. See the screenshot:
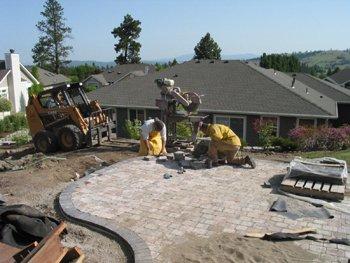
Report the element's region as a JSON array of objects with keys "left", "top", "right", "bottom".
[{"left": 300, "top": 149, "right": 350, "bottom": 166}]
